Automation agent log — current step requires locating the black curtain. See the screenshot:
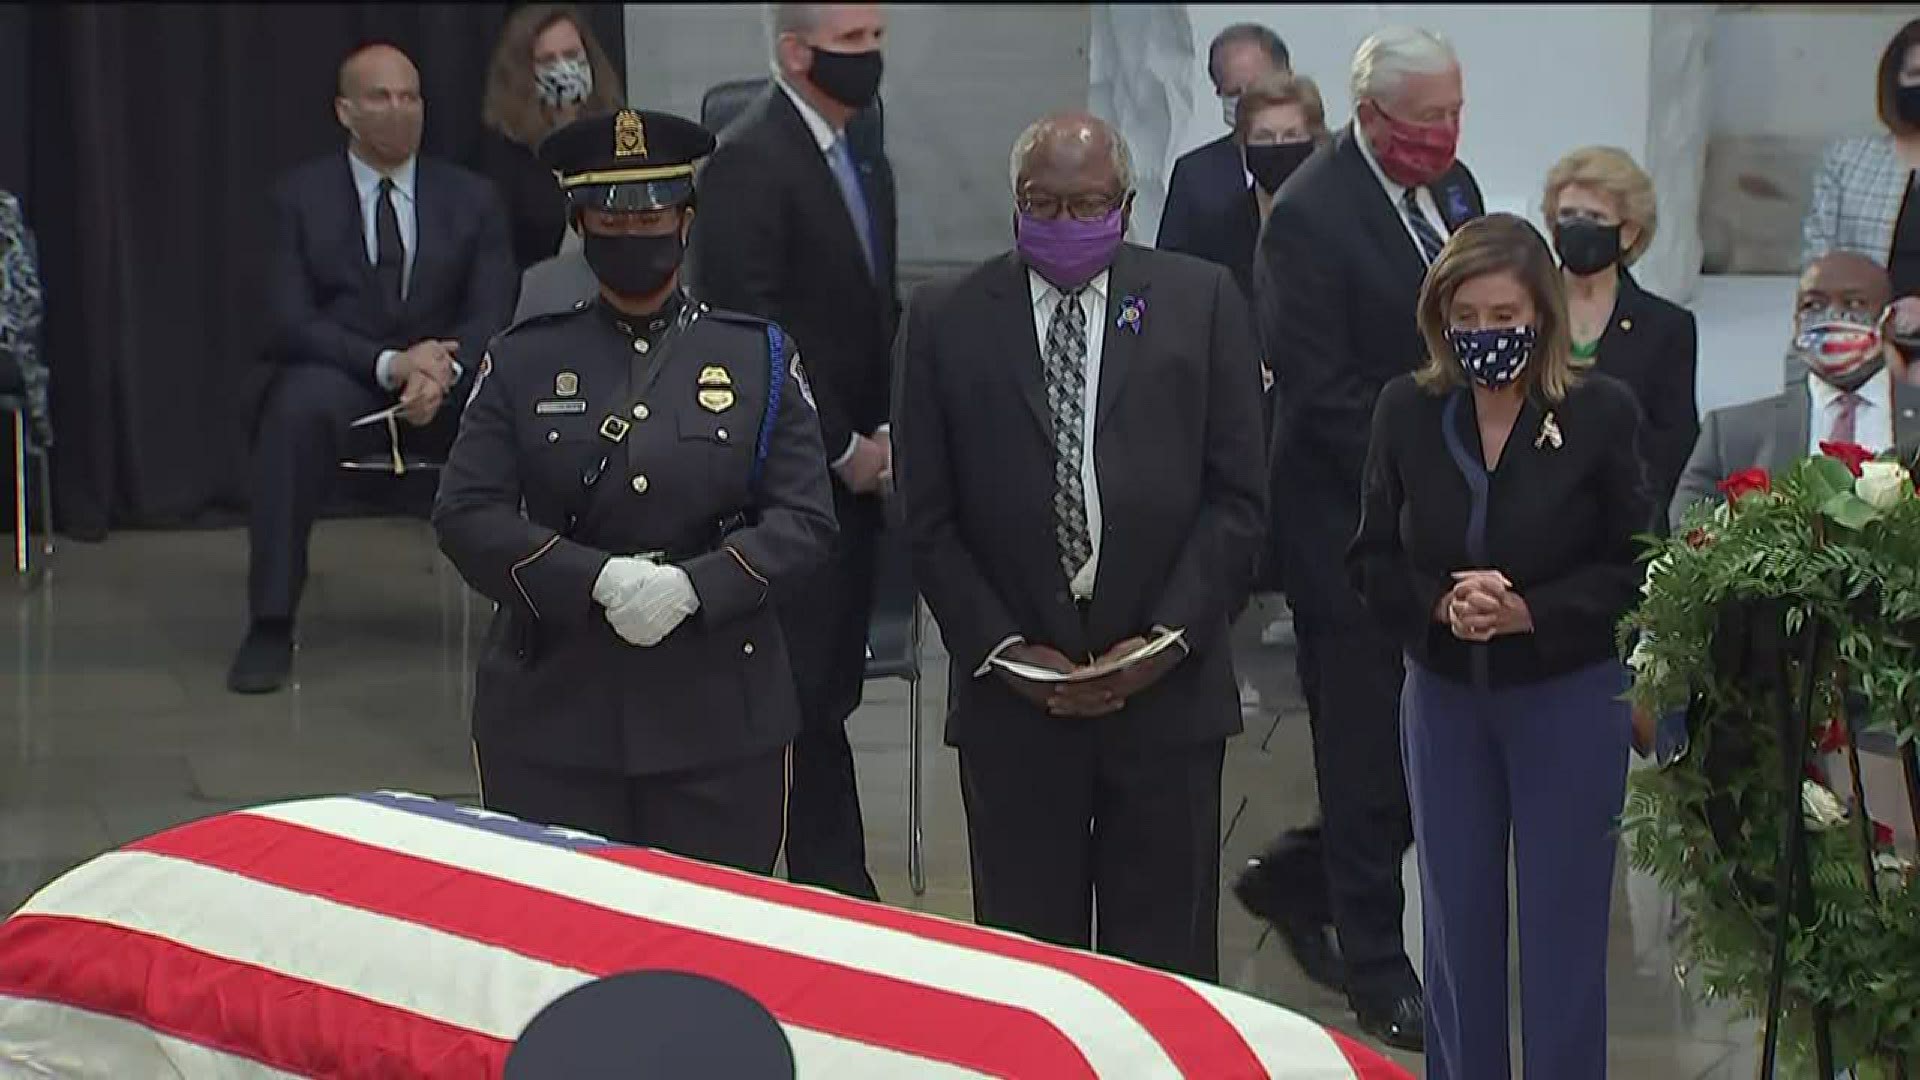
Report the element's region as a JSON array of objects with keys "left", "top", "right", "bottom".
[{"left": 23, "top": 2, "right": 626, "bottom": 536}]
